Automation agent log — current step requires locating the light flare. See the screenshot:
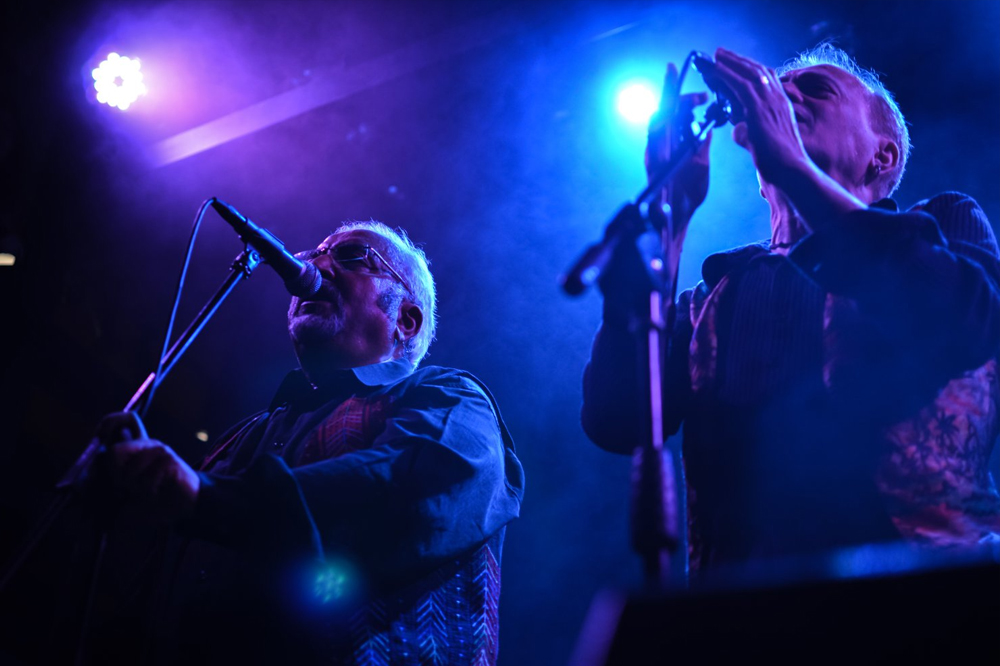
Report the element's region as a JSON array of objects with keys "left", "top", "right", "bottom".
[
  {"left": 616, "top": 82, "right": 659, "bottom": 125},
  {"left": 92, "top": 52, "right": 147, "bottom": 111}
]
